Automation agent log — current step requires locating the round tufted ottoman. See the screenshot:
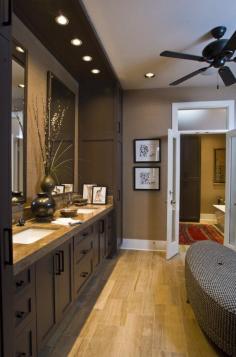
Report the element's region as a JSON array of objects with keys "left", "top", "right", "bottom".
[{"left": 185, "top": 241, "right": 236, "bottom": 356}]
